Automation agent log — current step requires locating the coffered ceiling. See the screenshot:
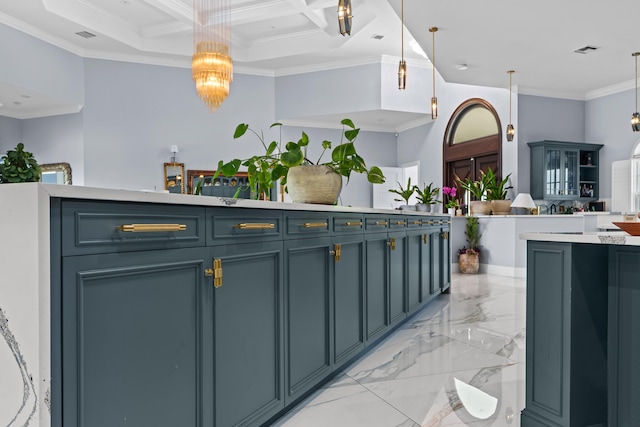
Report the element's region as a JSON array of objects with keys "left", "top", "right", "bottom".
[{"left": 1, "top": 0, "right": 639, "bottom": 123}]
